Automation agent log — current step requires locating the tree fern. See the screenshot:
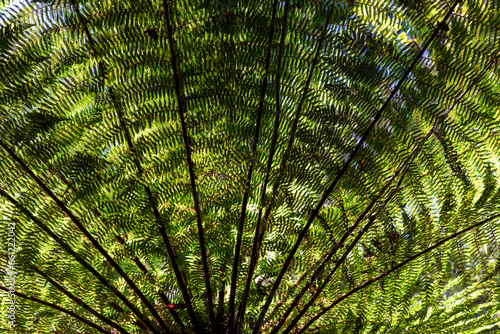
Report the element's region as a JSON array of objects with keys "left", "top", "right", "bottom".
[{"left": 1, "top": 0, "right": 500, "bottom": 333}]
